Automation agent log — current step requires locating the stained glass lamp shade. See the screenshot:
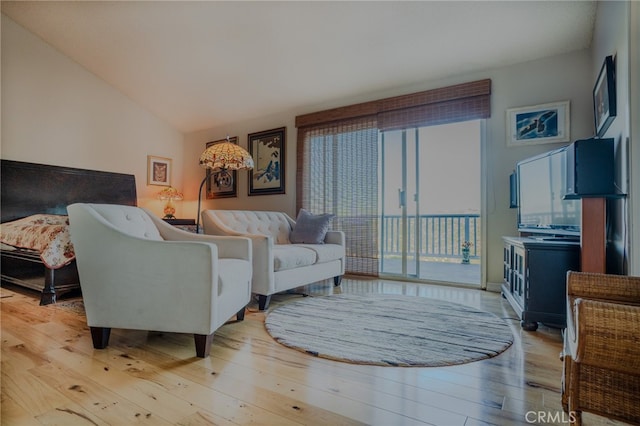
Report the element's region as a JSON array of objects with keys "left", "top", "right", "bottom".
[
  {"left": 199, "top": 141, "right": 254, "bottom": 171},
  {"left": 196, "top": 139, "right": 254, "bottom": 232}
]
